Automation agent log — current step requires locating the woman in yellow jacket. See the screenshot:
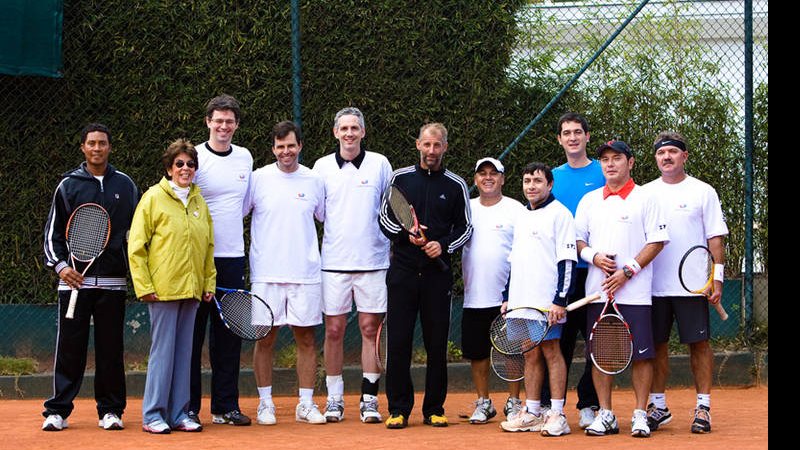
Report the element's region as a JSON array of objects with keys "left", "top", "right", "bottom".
[{"left": 128, "top": 139, "right": 216, "bottom": 434}]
